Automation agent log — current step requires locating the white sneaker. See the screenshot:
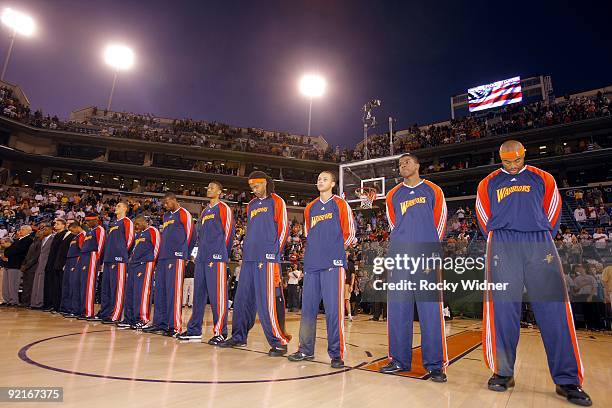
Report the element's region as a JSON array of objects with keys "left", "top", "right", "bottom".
[{"left": 177, "top": 332, "right": 202, "bottom": 341}]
